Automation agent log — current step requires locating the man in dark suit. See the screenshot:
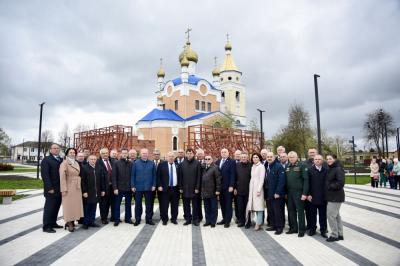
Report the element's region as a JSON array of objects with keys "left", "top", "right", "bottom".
[
  {"left": 112, "top": 148, "right": 133, "bottom": 226},
  {"left": 152, "top": 149, "right": 163, "bottom": 219},
  {"left": 157, "top": 151, "right": 179, "bottom": 225},
  {"left": 41, "top": 144, "right": 63, "bottom": 233},
  {"left": 95, "top": 148, "right": 115, "bottom": 224},
  {"left": 215, "top": 148, "right": 236, "bottom": 228},
  {"left": 233, "top": 150, "right": 242, "bottom": 224},
  {"left": 174, "top": 149, "right": 185, "bottom": 165},
  {"left": 307, "top": 154, "right": 328, "bottom": 238},
  {"left": 178, "top": 148, "right": 201, "bottom": 226},
  {"left": 195, "top": 148, "right": 205, "bottom": 222}
]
